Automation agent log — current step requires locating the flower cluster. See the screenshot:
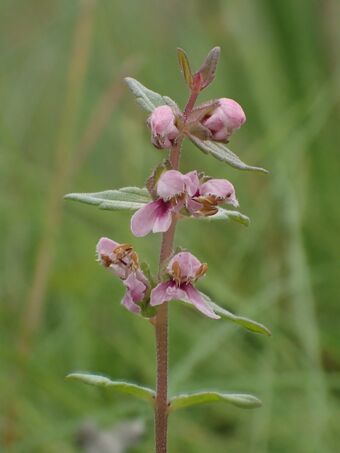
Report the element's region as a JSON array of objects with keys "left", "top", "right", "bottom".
[
  {"left": 148, "top": 97, "right": 245, "bottom": 149},
  {"left": 97, "top": 239, "right": 218, "bottom": 319},
  {"left": 131, "top": 169, "right": 238, "bottom": 237},
  {"left": 95, "top": 50, "right": 248, "bottom": 320}
]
